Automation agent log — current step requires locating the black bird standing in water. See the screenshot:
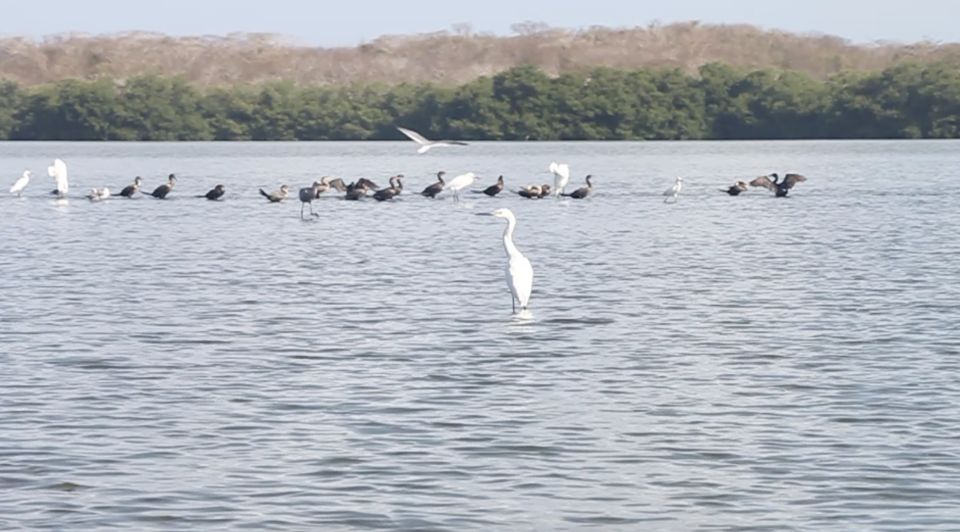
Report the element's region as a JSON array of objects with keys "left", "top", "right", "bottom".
[
  {"left": 202, "top": 184, "right": 226, "bottom": 201},
  {"left": 421, "top": 171, "right": 446, "bottom": 198},
  {"left": 722, "top": 180, "right": 748, "bottom": 196},
  {"left": 118, "top": 176, "right": 143, "bottom": 198},
  {"left": 562, "top": 175, "right": 594, "bottom": 199},
  {"left": 149, "top": 174, "right": 177, "bottom": 199}
]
